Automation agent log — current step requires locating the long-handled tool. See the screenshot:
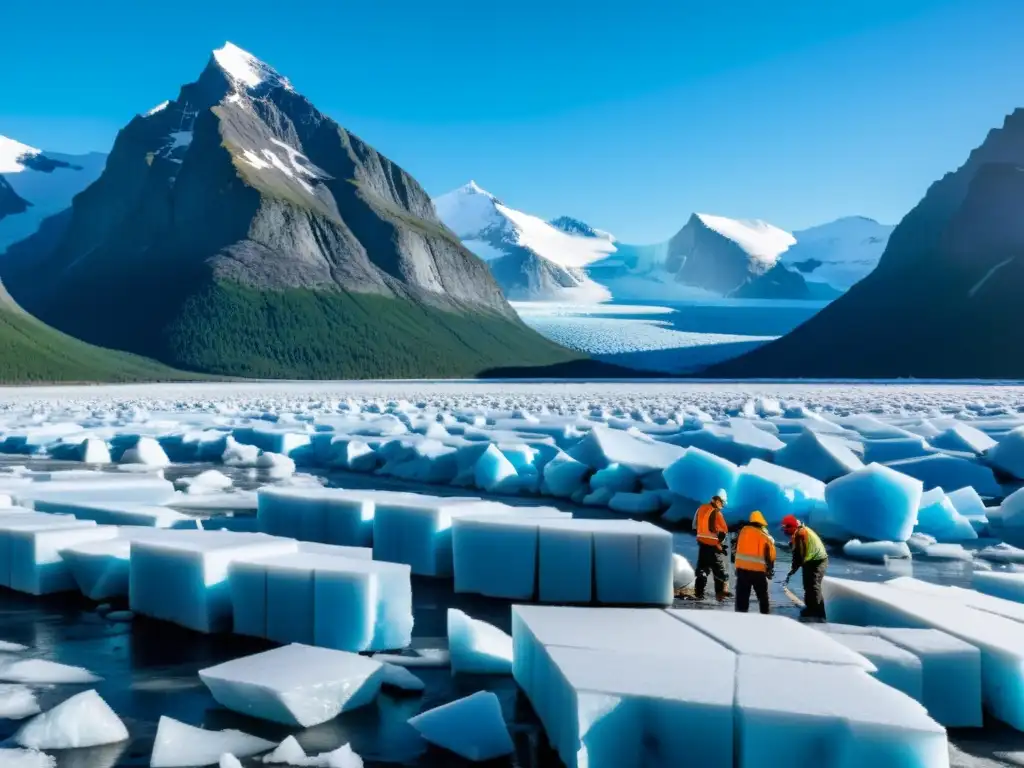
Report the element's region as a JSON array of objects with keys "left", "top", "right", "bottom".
[{"left": 782, "top": 583, "right": 805, "bottom": 609}]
